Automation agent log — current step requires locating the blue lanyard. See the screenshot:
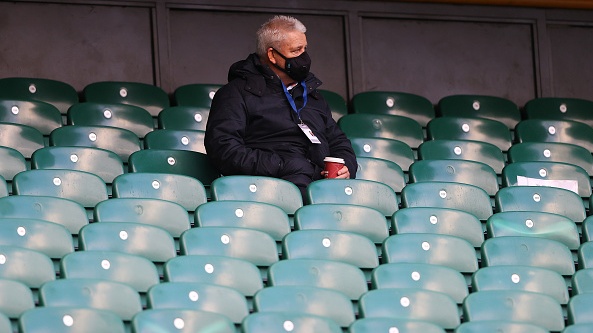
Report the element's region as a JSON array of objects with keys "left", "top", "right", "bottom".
[{"left": 281, "top": 80, "right": 308, "bottom": 122}]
